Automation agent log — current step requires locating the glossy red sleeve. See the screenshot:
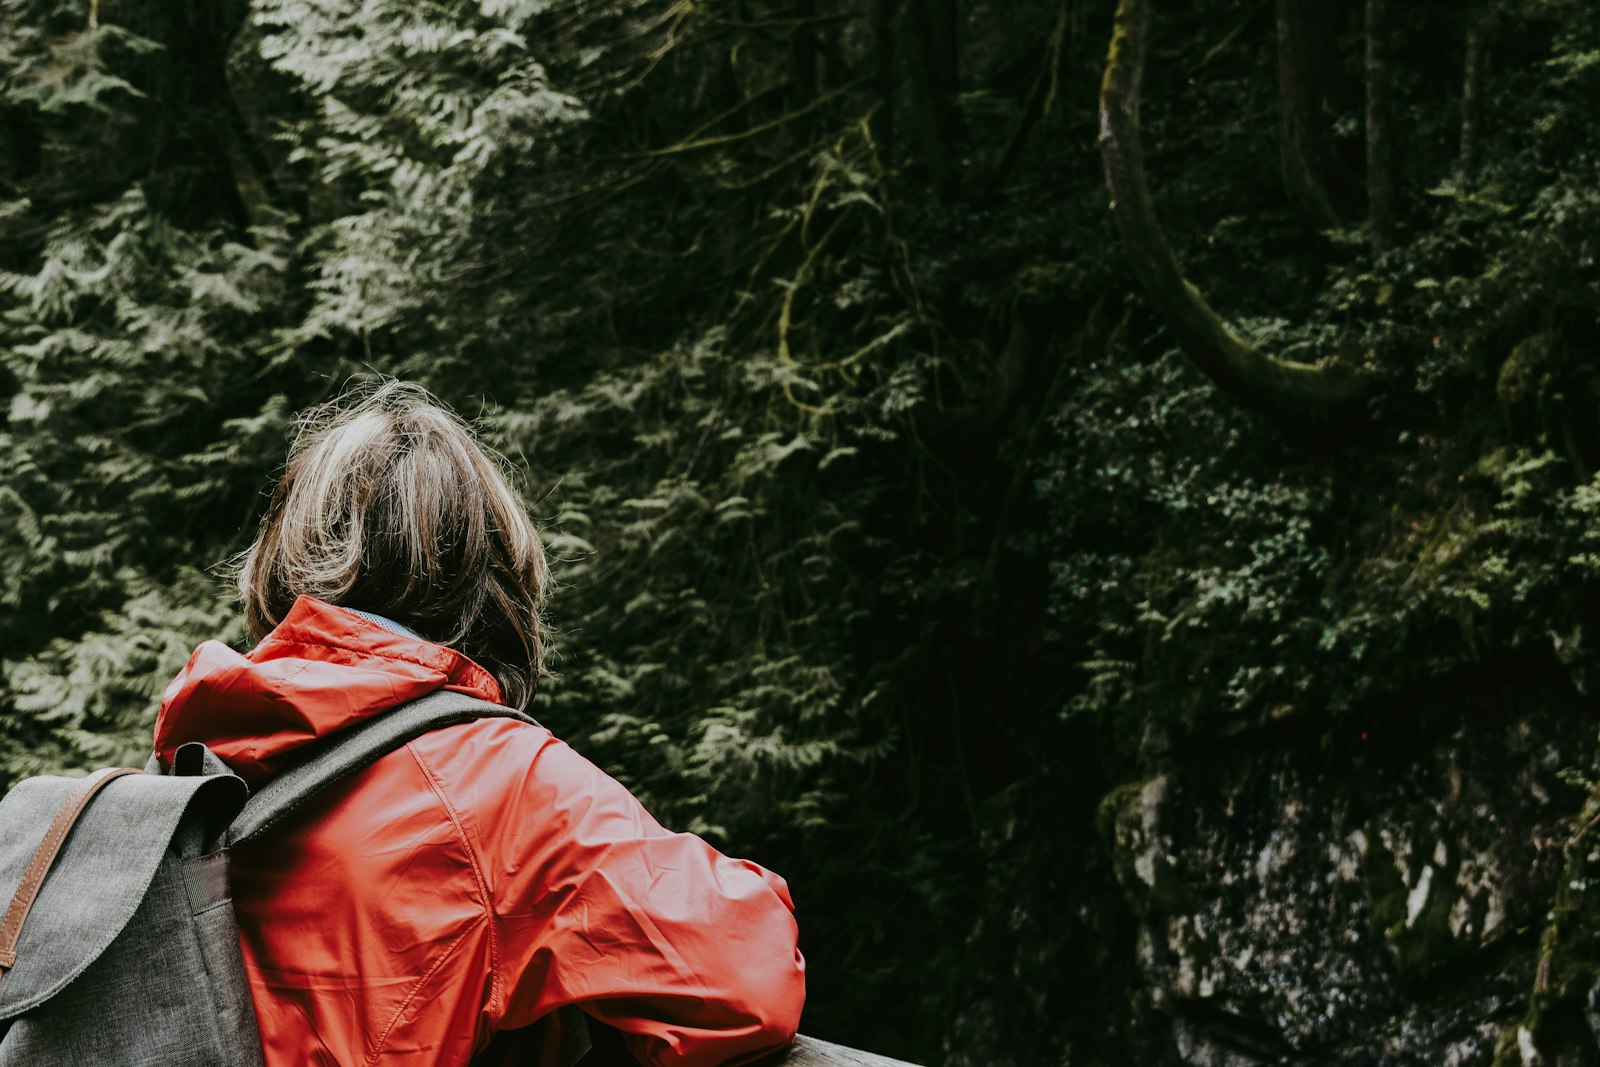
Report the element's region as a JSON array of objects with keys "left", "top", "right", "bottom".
[{"left": 474, "top": 726, "right": 806, "bottom": 1067}]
